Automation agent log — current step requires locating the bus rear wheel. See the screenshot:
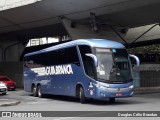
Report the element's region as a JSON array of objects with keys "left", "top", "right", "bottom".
[
  {"left": 109, "top": 98, "right": 115, "bottom": 103},
  {"left": 32, "top": 85, "right": 38, "bottom": 97},
  {"left": 37, "top": 85, "right": 44, "bottom": 98},
  {"left": 79, "top": 87, "right": 86, "bottom": 103}
]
